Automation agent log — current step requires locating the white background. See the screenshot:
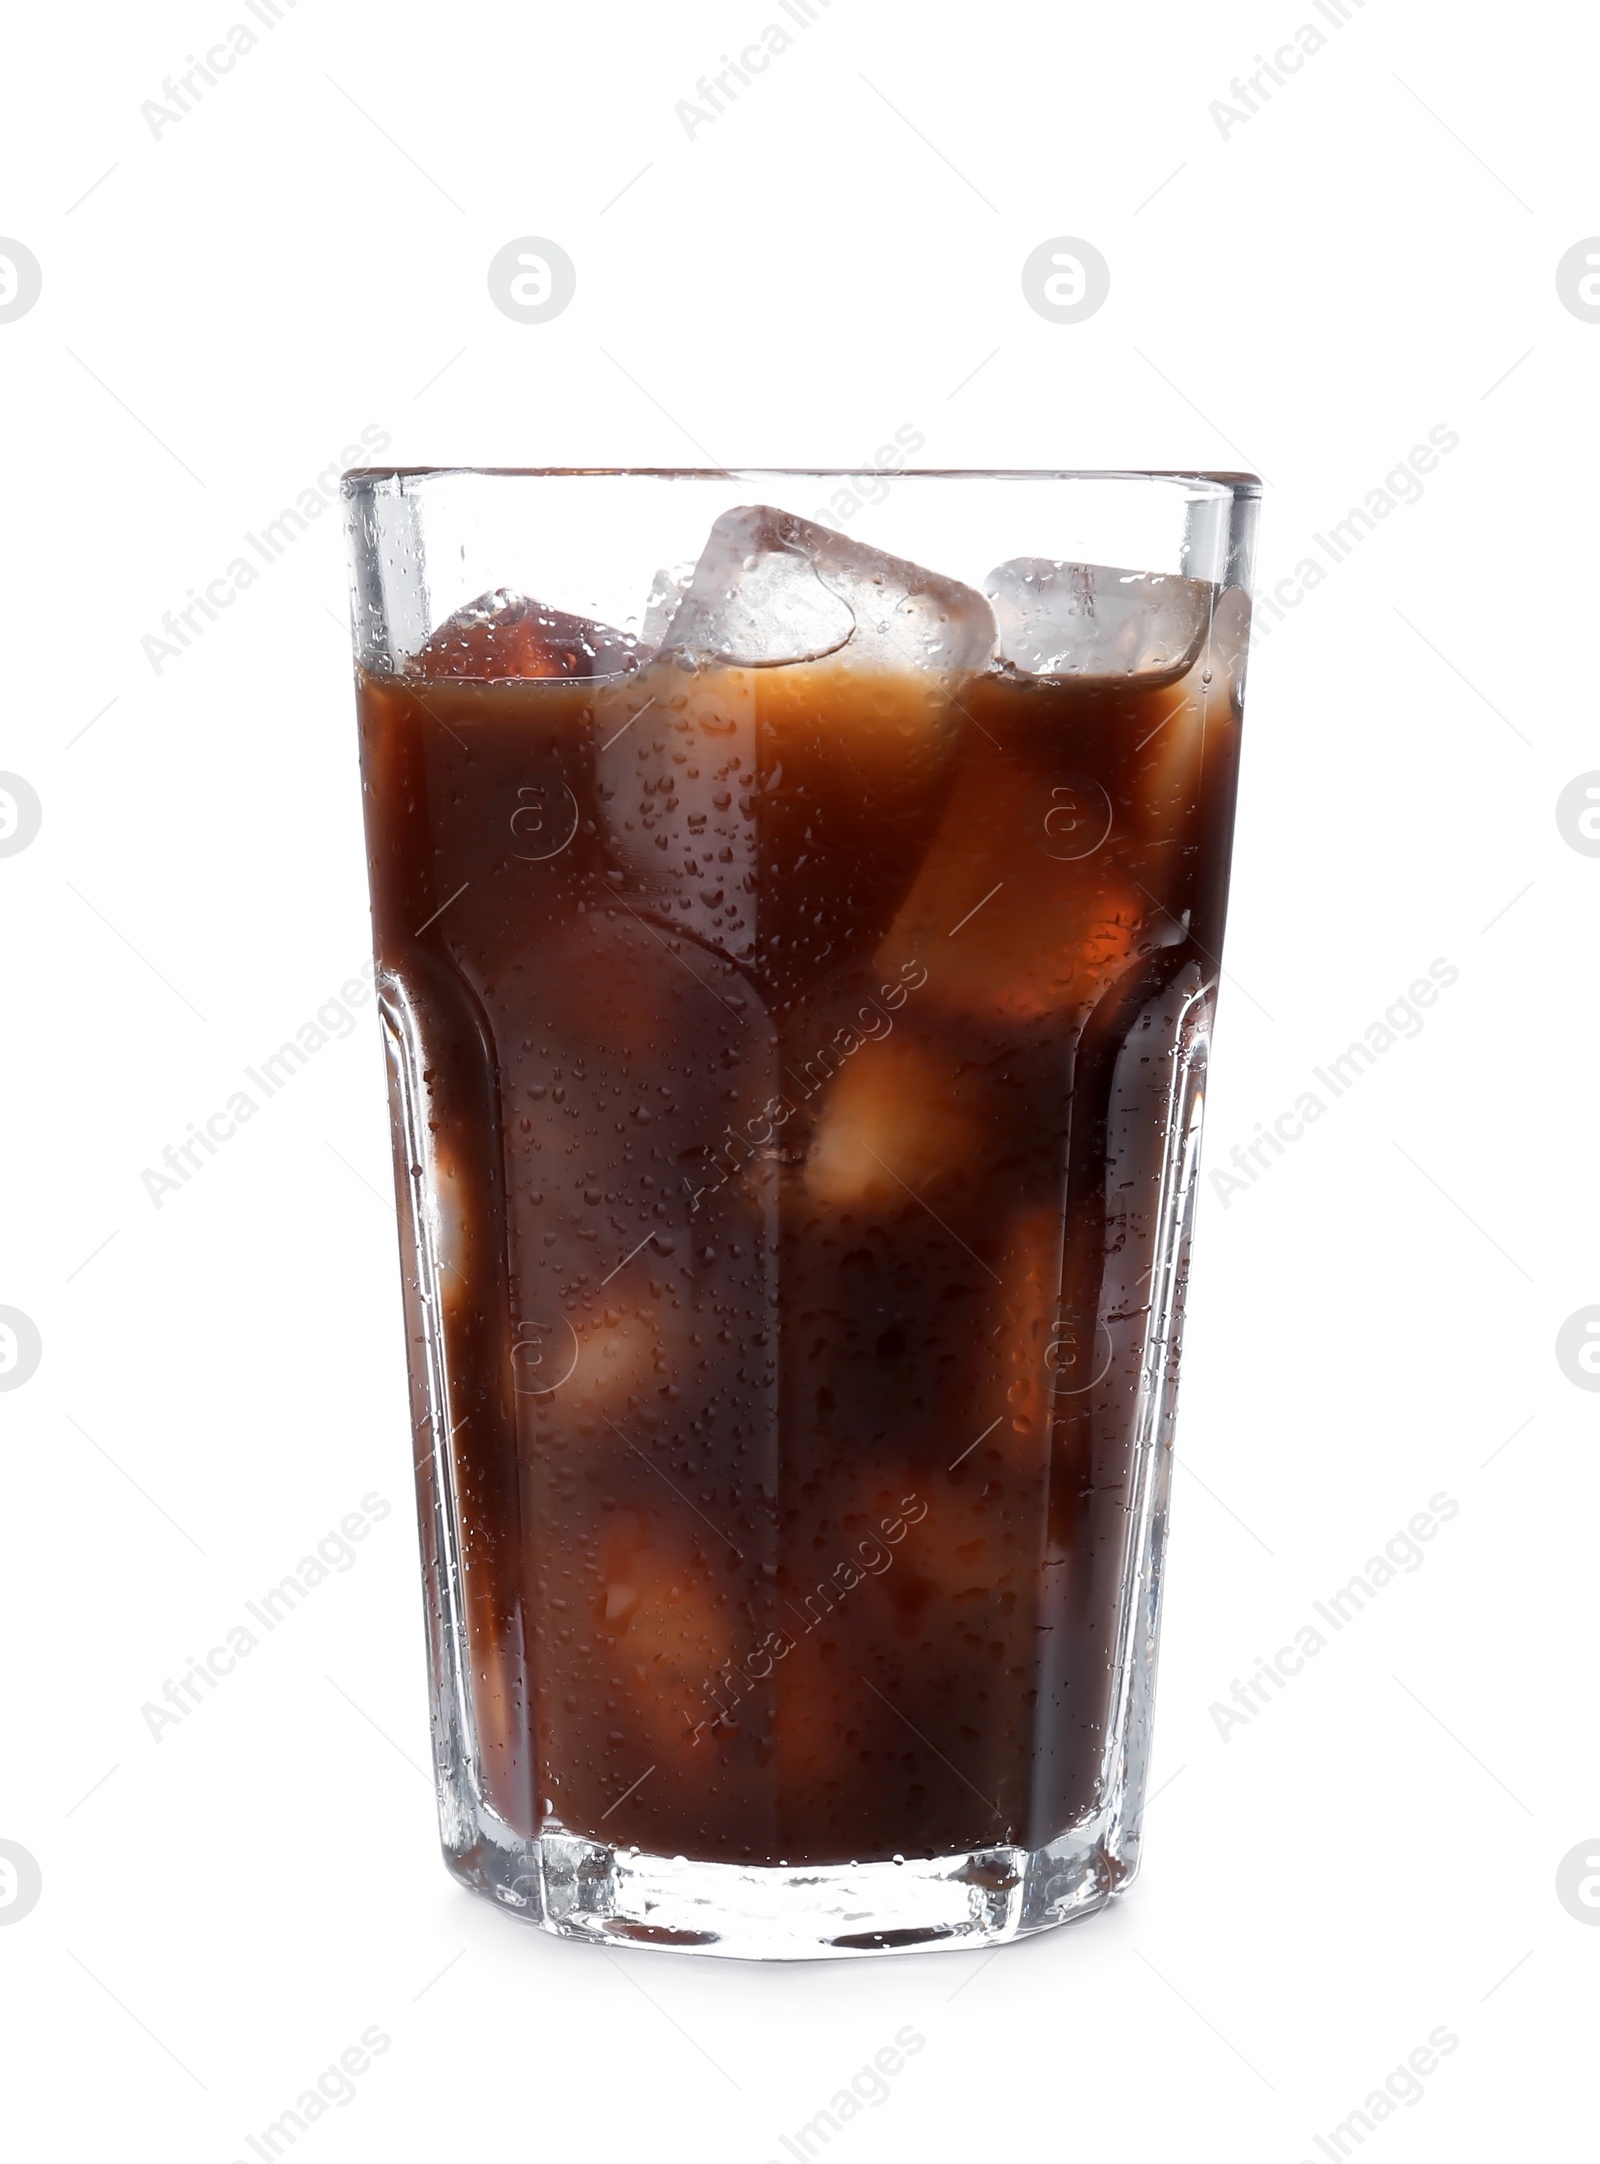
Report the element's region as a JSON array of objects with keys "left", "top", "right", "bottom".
[{"left": 2, "top": 2, "right": 1595, "bottom": 2158}]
